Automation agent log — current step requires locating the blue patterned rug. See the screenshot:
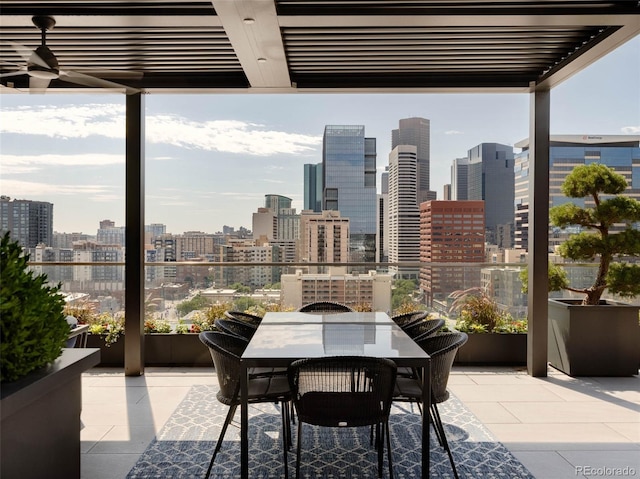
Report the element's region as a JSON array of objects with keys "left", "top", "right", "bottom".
[{"left": 127, "top": 385, "right": 534, "bottom": 479}]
